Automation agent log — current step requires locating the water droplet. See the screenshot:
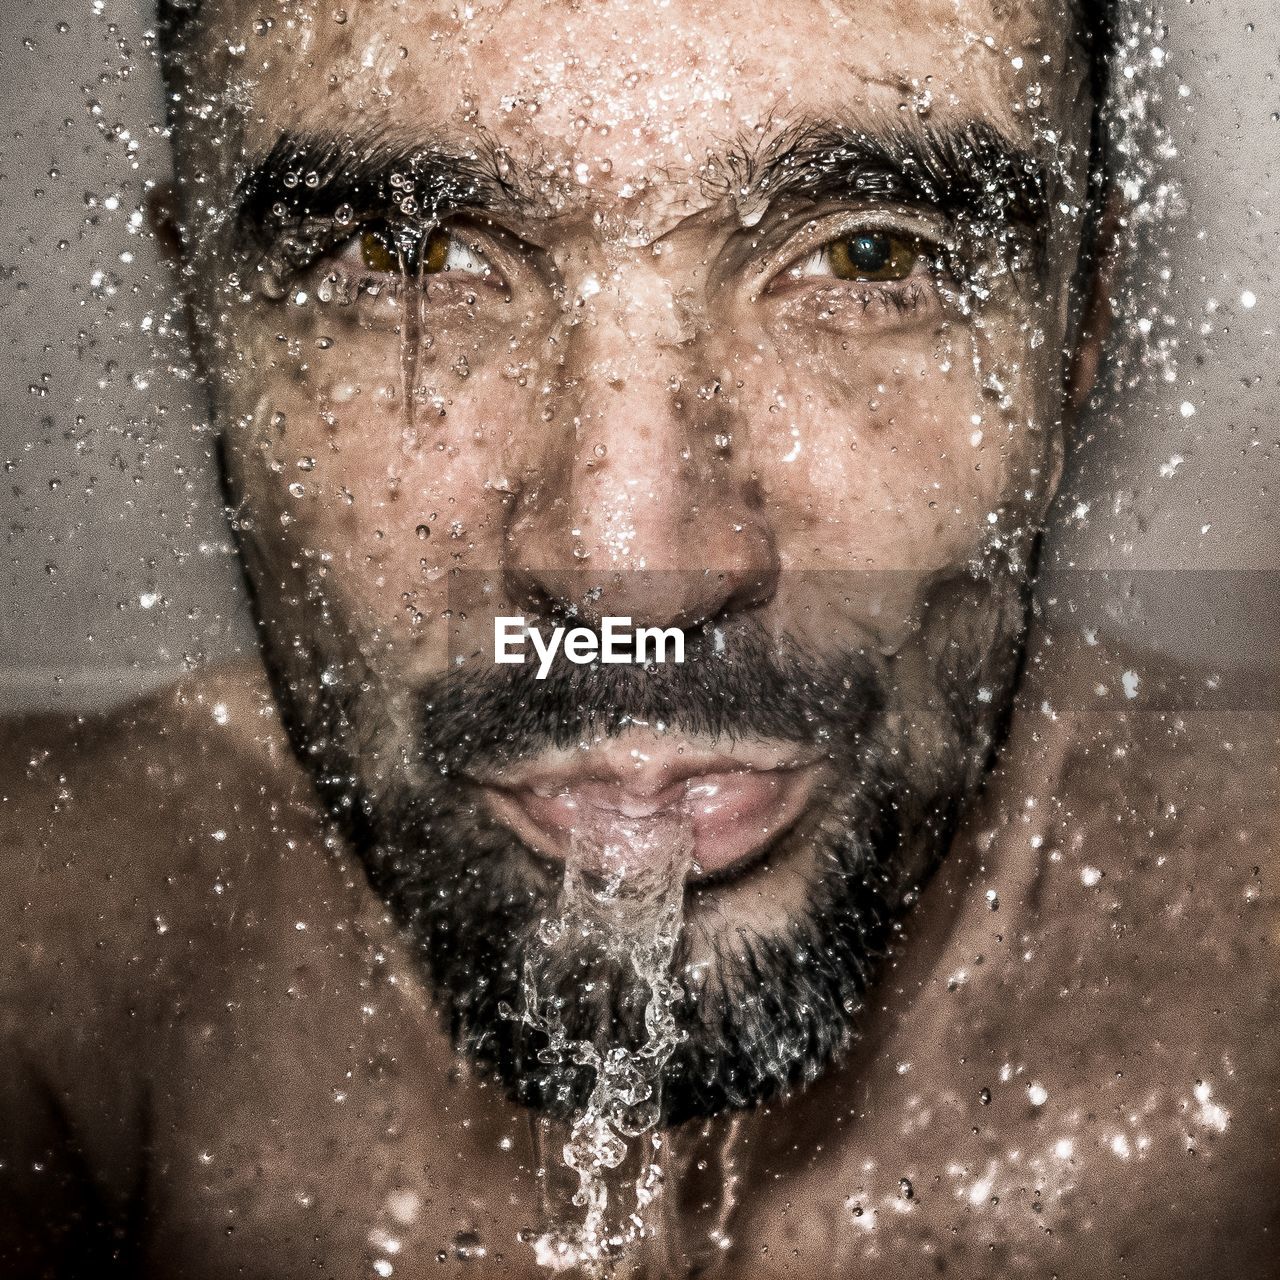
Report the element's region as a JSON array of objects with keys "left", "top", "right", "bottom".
[{"left": 451, "top": 1232, "right": 487, "bottom": 1262}]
